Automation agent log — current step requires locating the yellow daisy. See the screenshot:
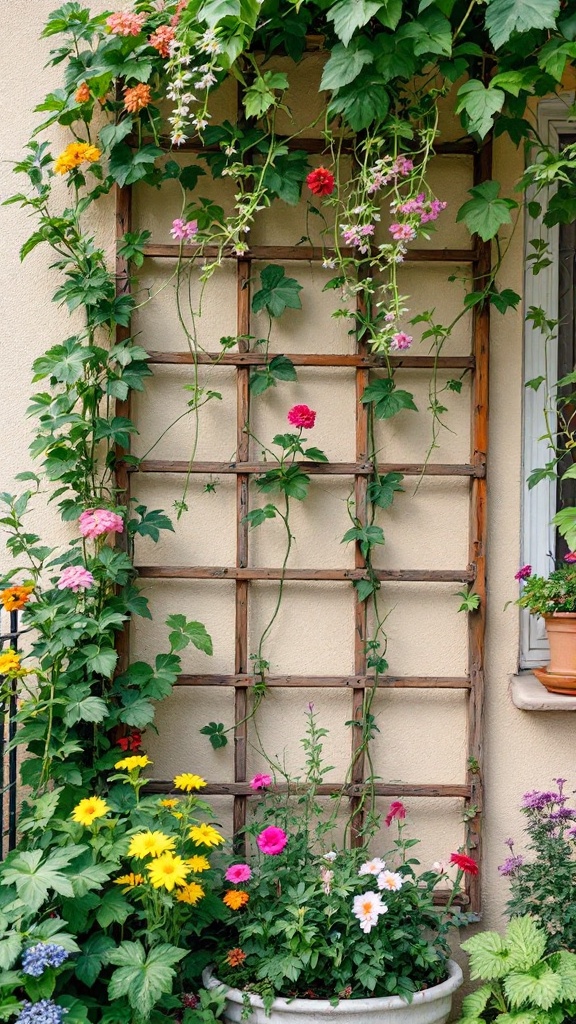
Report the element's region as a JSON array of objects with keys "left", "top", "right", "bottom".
[
  {"left": 114, "top": 755, "right": 151, "bottom": 771},
  {"left": 71, "top": 796, "right": 110, "bottom": 827},
  {"left": 176, "top": 882, "right": 205, "bottom": 905},
  {"left": 160, "top": 798, "right": 178, "bottom": 809},
  {"left": 114, "top": 873, "right": 145, "bottom": 891},
  {"left": 128, "top": 831, "right": 176, "bottom": 859},
  {"left": 147, "top": 853, "right": 189, "bottom": 891},
  {"left": 189, "top": 824, "right": 224, "bottom": 848},
  {"left": 173, "top": 773, "right": 207, "bottom": 792},
  {"left": 187, "top": 855, "right": 210, "bottom": 872}
]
